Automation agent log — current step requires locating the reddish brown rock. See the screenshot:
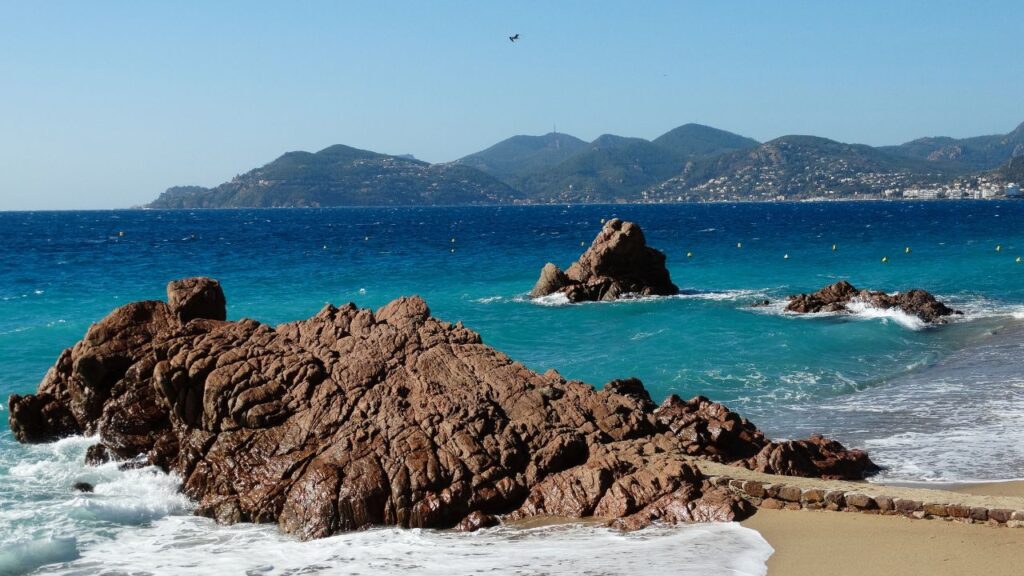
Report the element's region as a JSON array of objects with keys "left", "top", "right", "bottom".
[
  {"left": 784, "top": 280, "right": 961, "bottom": 323},
  {"left": 743, "top": 481, "right": 766, "bottom": 499},
  {"left": 7, "top": 278, "right": 877, "bottom": 540},
  {"left": 654, "top": 395, "right": 767, "bottom": 462},
  {"left": 845, "top": 493, "right": 878, "bottom": 510},
  {"left": 802, "top": 488, "right": 826, "bottom": 504},
  {"left": 654, "top": 396, "right": 876, "bottom": 480},
  {"left": 946, "top": 504, "right": 970, "bottom": 519},
  {"left": 455, "top": 511, "right": 499, "bottom": 532},
  {"left": 167, "top": 277, "right": 227, "bottom": 323},
  {"left": 530, "top": 219, "right": 678, "bottom": 302},
  {"left": 875, "top": 496, "right": 895, "bottom": 513},
  {"left": 988, "top": 509, "right": 1013, "bottom": 523},
  {"left": 777, "top": 485, "right": 803, "bottom": 503},
  {"left": 894, "top": 498, "right": 923, "bottom": 515},
  {"left": 8, "top": 299, "right": 178, "bottom": 443},
  {"left": 745, "top": 434, "right": 879, "bottom": 480}
]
